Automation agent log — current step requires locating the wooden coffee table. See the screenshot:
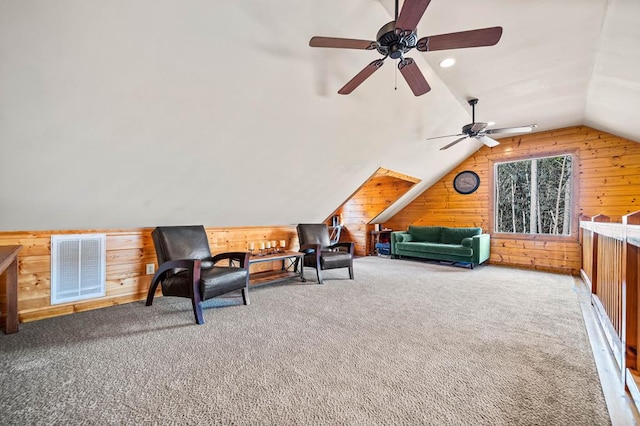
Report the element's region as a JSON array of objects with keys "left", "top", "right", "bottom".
[{"left": 248, "top": 251, "right": 305, "bottom": 286}]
